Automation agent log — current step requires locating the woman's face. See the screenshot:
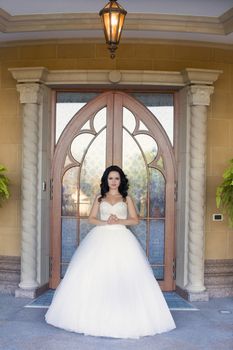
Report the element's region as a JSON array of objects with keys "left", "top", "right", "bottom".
[{"left": 107, "top": 171, "right": 121, "bottom": 190}]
